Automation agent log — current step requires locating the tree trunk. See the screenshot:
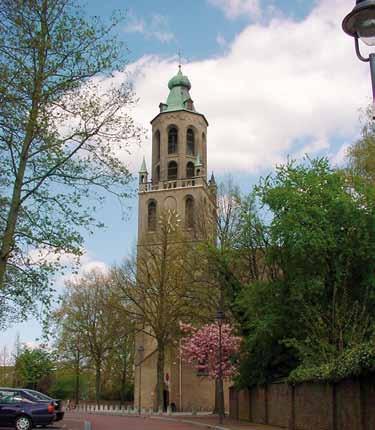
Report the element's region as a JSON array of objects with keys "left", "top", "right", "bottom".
[
  {"left": 120, "top": 355, "right": 127, "bottom": 405},
  {"left": 156, "top": 342, "right": 165, "bottom": 411},
  {"left": 95, "top": 366, "right": 101, "bottom": 404},
  {"left": 213, "top": 379, "right": 219, "bottom": 413},
  {"left": 74, "top": 354, "right": 80, "bottom": 405},
  {"left": 0, "top": 0, "right": 48, "bottom": 289}
]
